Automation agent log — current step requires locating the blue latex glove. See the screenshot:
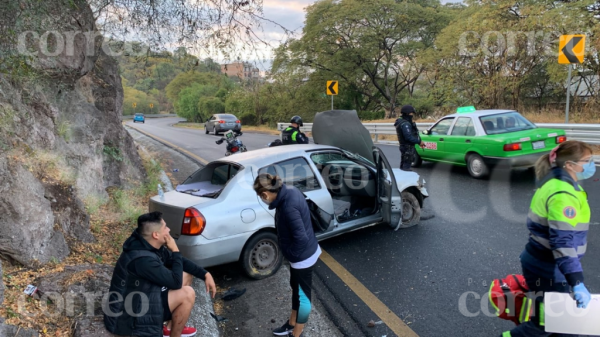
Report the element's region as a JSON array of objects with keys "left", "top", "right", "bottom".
[{"left": 573, "top": 283, "right": 591, "bottom": 309}]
